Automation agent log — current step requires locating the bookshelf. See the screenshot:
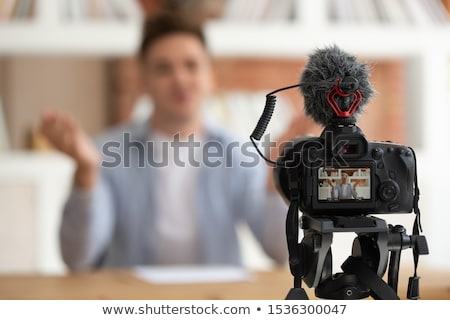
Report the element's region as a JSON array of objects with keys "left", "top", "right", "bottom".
[{"left": 0, "top": 0, "right": 448, "bottom": 57}]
